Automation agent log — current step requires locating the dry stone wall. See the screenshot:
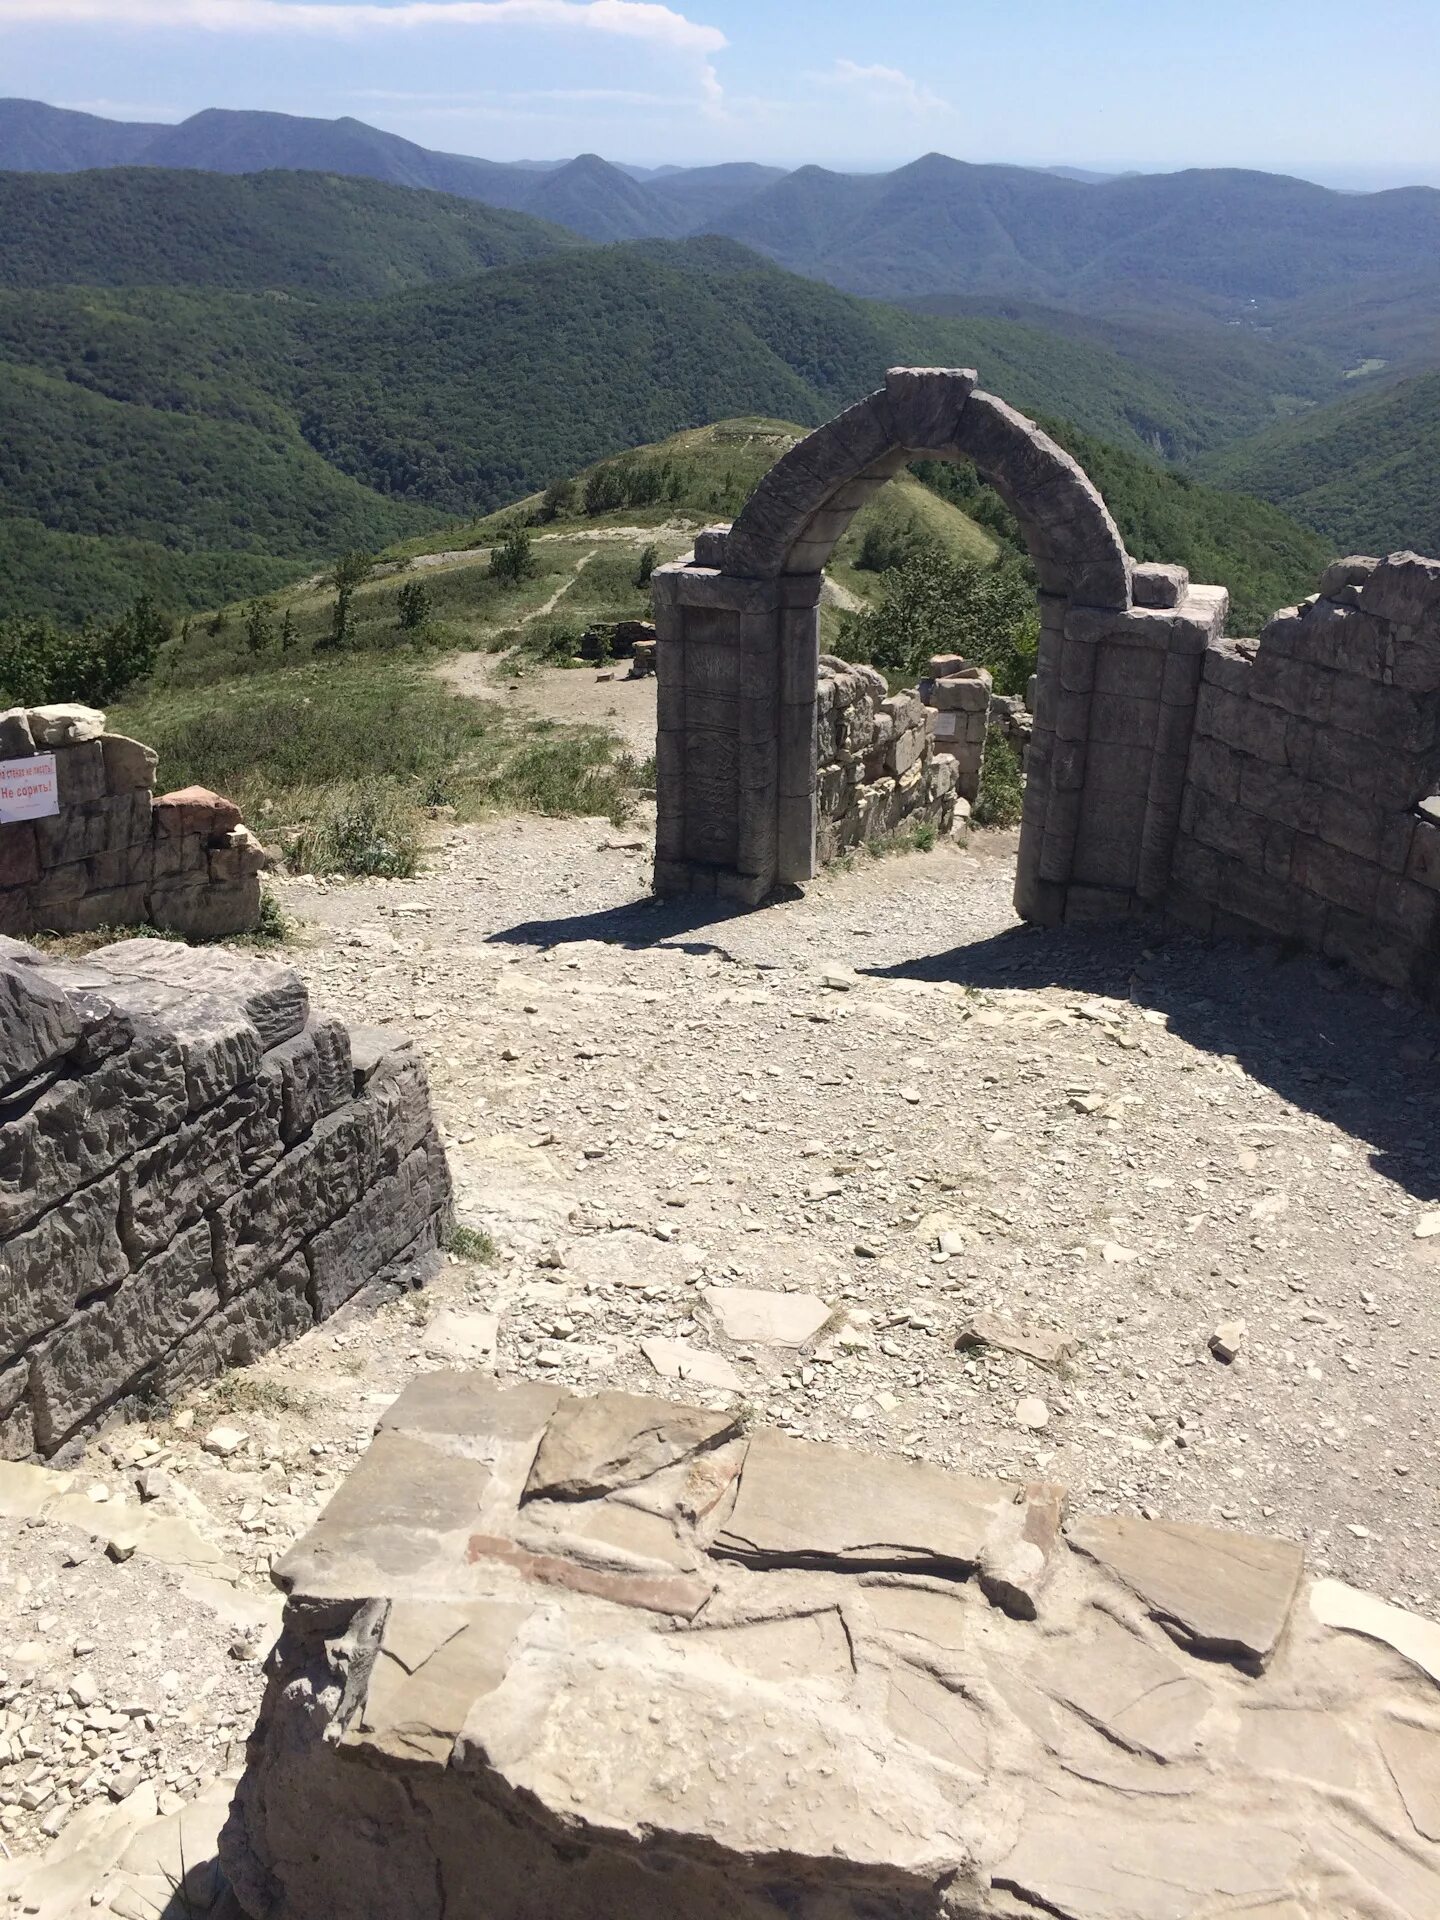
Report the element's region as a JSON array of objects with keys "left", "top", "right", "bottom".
[
  {"left": 814, "top": 656, "right": 970, "bottom": 860},
  {"left": 1168, "top": 553, "right": 1440, "bottom": 1000},
  {"left": 0, "top": 937, "right": 451, "bottom": 1462},
  {"left": 223, "top": 1377, "right": 1440, "bottom": 1920},
  {"left": 0, "top": 703, "right": 267, "bottom": 941}
]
